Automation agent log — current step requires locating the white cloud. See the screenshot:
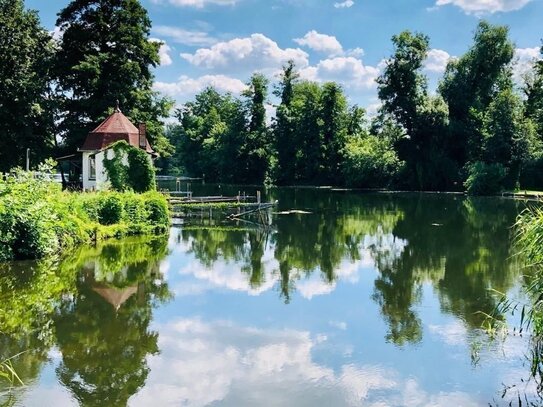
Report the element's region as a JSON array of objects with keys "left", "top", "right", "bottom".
[
  {"left": 435, "top": 0, "right": 532, "bottom": 14},
  {"left": 154, "top": 75, "right": 247, "bottom": 98},
  {"left": 152, "top": 0, "right": 238, "bottom": 8},
  {"left": 129, "top": 318, "right": 484, "bottom": 407},
  {"left": 513, "top": 47, "right": 542, "bottom": 84},
  {"left": 150, "top": 38, "right": 173, "bottom": 66},
  {"left": 300, "top": 56, "right": 380, "bottom": 89},
  {"left": 329, "top": 321, "right": 348, "bottom": 330},
  {"left": 50, "top": 26, "right": 64, "bottom": 41},
  {"left": 334, "top": 0, "right": 355, "bottom": 8},
  {"left": 428, "top": 321, "right": 467, "bottom": 346},
  {"left": 347, "top": 47, "right": 364, "bottom": 58},
  {"left": 424, "top": 49, "right": 451, "bottom": 73},
  {"left": 153, "top": 25, "right": 217, "bottom": 46},
  {"left": 129, "top": 319, "right": 398, "bottom": 406},
  {"left": 180, "top": 33, "right": 309, "bottom": 72},
  {"left": 294, "top": 31, "right": 344, "bottom": 56}
]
